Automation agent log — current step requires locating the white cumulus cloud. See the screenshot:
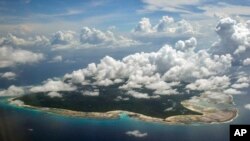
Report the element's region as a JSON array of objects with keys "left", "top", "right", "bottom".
[
  {"left": 29, "top": 79, "right": 76, "bottom": 93},
  {"left": 133, "top": 16, "right": 195, "bottom": 35},
  {"left": 133, "top": 18, "right": 153, "bottom": 33},
  {"left": 51, "top": 31, "right": 76, "bottom": 45},
  {"left": 175, "top": 37, "right": 197, "bottom": 51},
  {"left": 245, "top": 104, "right": 250, "bottom": 110},
  {"left": 213, "top": 17, "right": 250, "bottom": 56},
  {"left": 0, "top": 33, "right": 49, "bottom": 48},
  {"left": 126, "top": 130, "right": 148, "bottom": 138},
  {"left": 82, "top": 90, "right": 99, "bottom": 96},
  {"left": 126, "top": 90, "right": 159, "bottom": 99},
  {"left": 0, "top": 85, "right": 25, "bottom": 96},
  {"left": 186, "top": 76, "right": 230, "bottom": 91},
  {"left": 0, "top": 72, "right": 17, "bottom": 80},
  {"left": 47, "top": 91, "right": 62, "bottom": 98},
  {"left": 63, "top": 37, "right": 233, "bottom": 98},
  {"left": 223, "top": 88, "right": 242, "bottom": 95},
  {"left": 80, "top": 27, "right": 139, "bottom": 48},
  {"left": 0, "top": 46, "right": 44, "bottom": 68},
  {"left": 243, "top": 58, "right": 250, "bottom": 66}
]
